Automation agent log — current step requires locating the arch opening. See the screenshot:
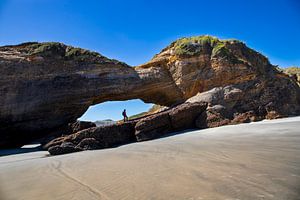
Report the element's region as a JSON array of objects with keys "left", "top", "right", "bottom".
[{"left": 78, "top": 99, "right": 154, "bottom": 125}]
